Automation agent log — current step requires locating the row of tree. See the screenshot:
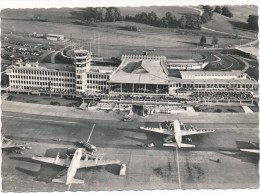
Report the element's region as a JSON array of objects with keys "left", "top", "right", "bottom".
[
  {"left": 71, "top": 7, "right": 207, "bottom": 29},
  {"left": 214, "top": 6, "right": 233, "bottom": 18},
  {"left": 200, "top": 35, "right": 219, "bottom": 46},
  {"left": 125, "top": 11, "right": 202, "bottom": 29},
  {"left": 70, "top": 7, "right": 123, "bottom": 24}
]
